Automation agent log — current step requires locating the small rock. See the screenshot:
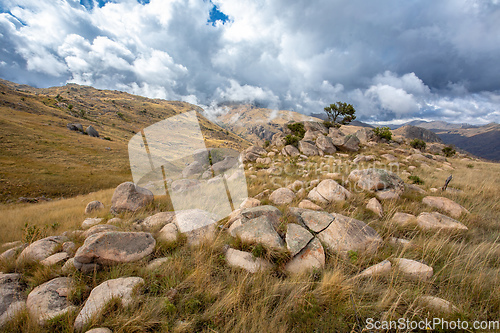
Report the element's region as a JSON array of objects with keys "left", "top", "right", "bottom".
[
  {"left": 139, "top": 212, "right": 176, "bottom": 231},
  {"left": 82, "top": 224, "right": 119, "bottom": 238},
  {"left": 418, "top": 296, "right": 459, "bottom": 314},
  {"left": 317, "top": 213, "right": 382, "bottom": 254},
  {"left": 286, "top": 223, "right": 314, "bottom": 256},
  {"left": 391, "top": 212, "right": 416, "bottom": 227},
  {"left": 61, "top": 258, "right": 76, "bottom": 274},
  {"left": 16, "top": 236, "right": 68, "bottom": 264},
  {"left": 287, "top": 180, "right": 304, "bottom": 192},
  {"left": 86, "top": 125, "right": 99, "bottom": 137},
  {"left": 298, "top": 200, "right": 322, "bottom": 211},
  {"left": 85, "top": 201, "right": 104, "bottom": 214},
  {"left": 282, "top": 145, "right": 300, "bottom": 158},
  {"left": 366, "top": 198, "right": 383, "bottom": 217},
  {"left": 416, "top": 212, "right": 468, "bottom": 231},
  {"left": 308, "top": 179, "right": 351, "bottom": 204},
  {"left": 285, "top": 237, "right": 325, "bottom": 274},
  {"left": 62, "top": 242, "right": 77, "bottom": 257},
  {"left": 239, "top": 197, "right": 261, "bottom": 209},
  {"left": 110, "top": 182, "right": 154, "bottom": 214},
  {"left": 353, "top": 260, "right": 391, "bottom": 279},
  {"left": 232, "top": 216, "right": 284, "bottom": 250},
  {"left": 422, "top": 196, "right": 469, "bottom": 218},
  {"left": 393, "top": 258, "right": 433, "bottom": 281},
  {"left": 298, "top": 140, "right": 319, "bottom": 156},
  {"left": 0, "top": 243, "right": 27, "bottom": 262},
  {"left": 290, "top": 208, "right": 334, "bottom": 233},
  {"left": 348, "top": 168, "right": 404, "bottom": 192},
  {"left": 316, "top": 135, "right": 336, "bottom": 155},
  {"left": 269, "top": 188, "right": 296, "bottom": 205},
  {"left": 389, "top": 237, "right": 411, "bottom": 247},
  {"left": 146, "top": 257, "right": 171, "bottom": 271},
  {"left": 158, "top": 223, "right": 179, "bottom": 243},
  {"left": 27, "top": 277, "right": 76, "bottom": 325},
  {"left": 0, "top": 273, "right": 26, "bottom": 327},
  {"left": 226, "top": 248, "right": 273, "bottom": 273},
  {"left": 85, "top": 328, "right": 112, "bottom": 333},
  {"left": 324, "top": 173, "right": 341, "bottom": 179},
  {"left": 376, "top": 189, "right": 400, "bottom": 200},
  {"left": 40, "top": 252, "right": 69, "bottom": 266},
  {"left": 106, "top": 217, "right": 123, "bottom": 224},
  {"left": 74, "top": 277, "right": 144, "bottom": 331},
  {"left": 73, "top": 232, "right": 156, "bottom": 270},
  {"left": 81, "top": 218, "right": 104, "bottom": 229}
]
